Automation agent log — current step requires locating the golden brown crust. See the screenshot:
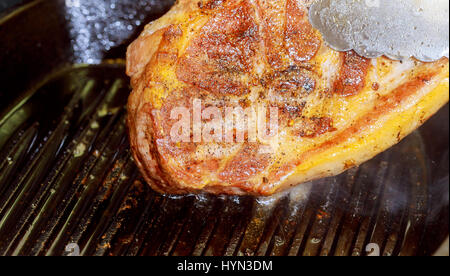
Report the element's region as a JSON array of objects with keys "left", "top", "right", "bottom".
[
  {"left": 333, "top": 51, "right": 371, "bottom": 97},
  {"left": 126, "top": 0, "right": 449, "bottom": 196}
]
